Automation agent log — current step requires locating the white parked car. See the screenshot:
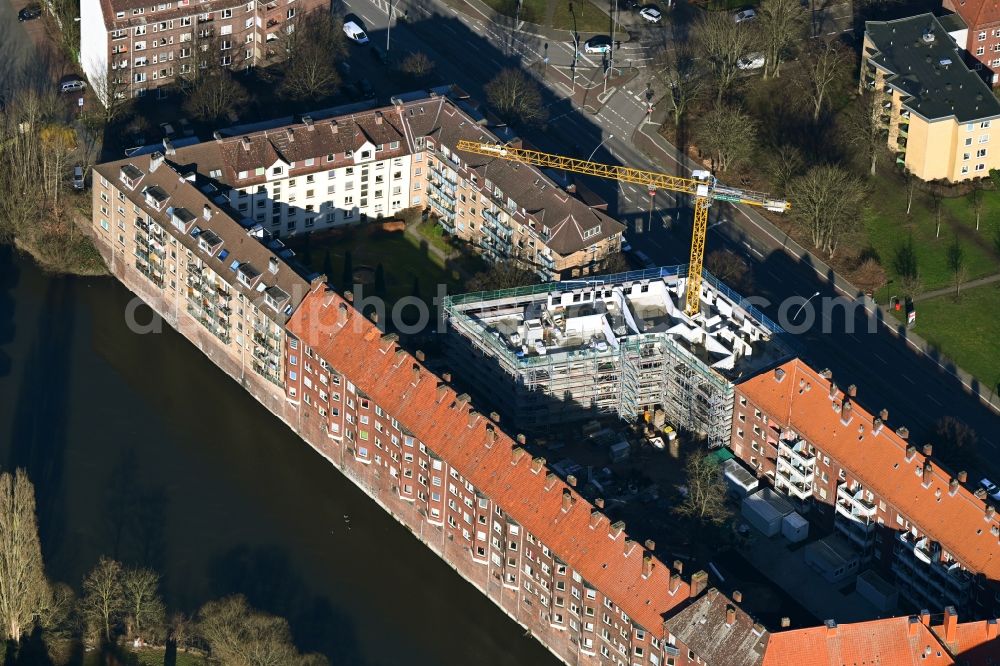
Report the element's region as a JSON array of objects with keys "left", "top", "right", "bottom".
[
  {"left": 343, "top": 21, "right": 369, "bottom": 44},
  {"left": 734, "top": 8, "right": 756, "bottom": 22},
  {"left": 980, "top": 478, "right": 1000, "bottom": 501},
  {"left": 737, "top": 53, "right": 765, "bottom": 70},
  {"left": 639, "top": 5, "right": 662, "bottom": 22},
  {"left": 584, "top": 37, "right": 612, "bottom": 54}
]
